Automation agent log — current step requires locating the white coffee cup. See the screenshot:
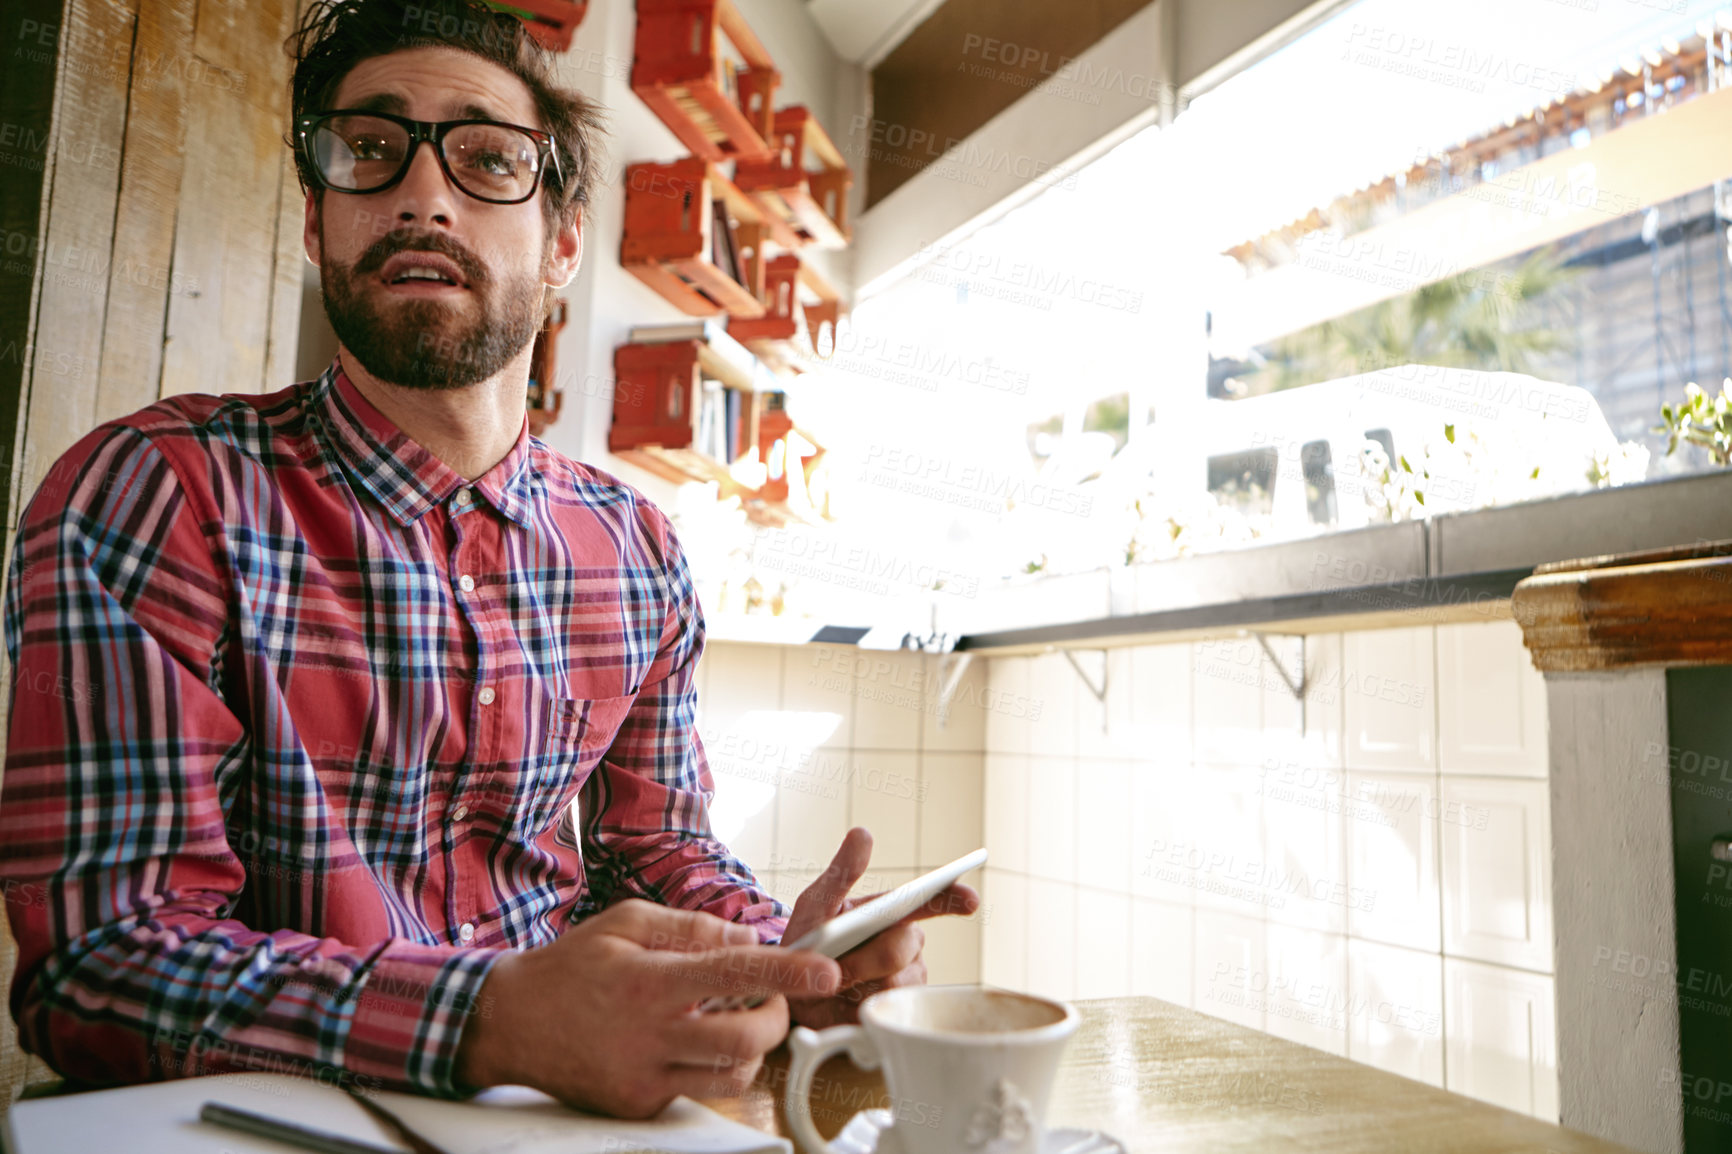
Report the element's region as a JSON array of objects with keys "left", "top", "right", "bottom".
[{"left": 784, "top": 985, "right": 1079, "bottom": 1154}]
